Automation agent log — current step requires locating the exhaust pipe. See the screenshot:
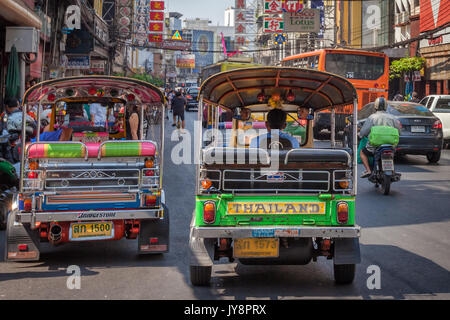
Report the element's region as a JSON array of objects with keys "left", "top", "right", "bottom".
[{"left": 49, "top": 224, "right": 62, "bottom": 245}]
